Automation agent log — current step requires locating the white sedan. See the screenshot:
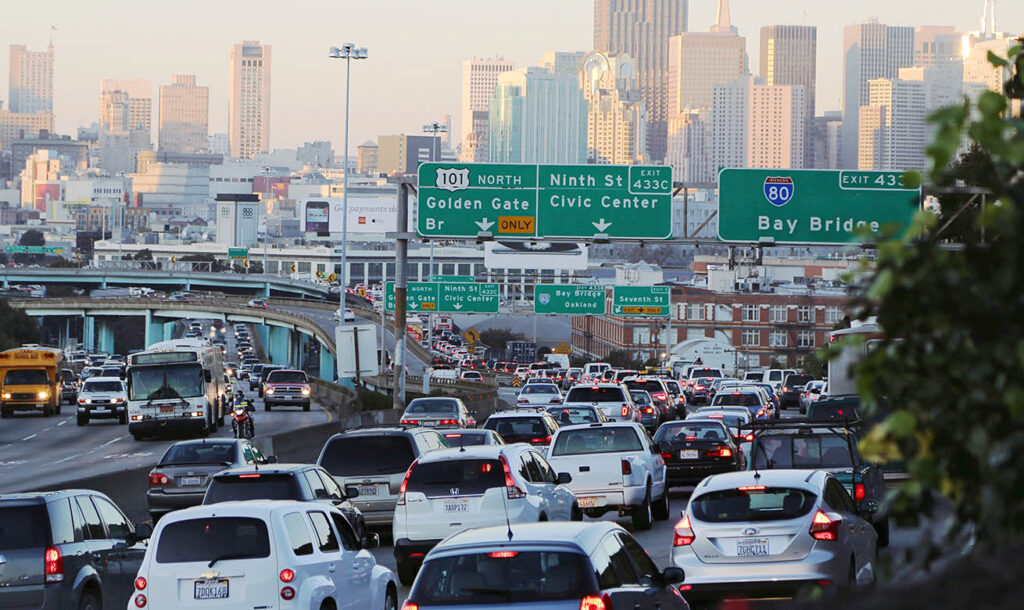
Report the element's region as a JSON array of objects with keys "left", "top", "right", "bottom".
[
  {"left": 516, "top": 384, "right": 563, "bottom": 407},
  {"left": 332, "top": 308, "right": 356, "bottom": 322}
]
